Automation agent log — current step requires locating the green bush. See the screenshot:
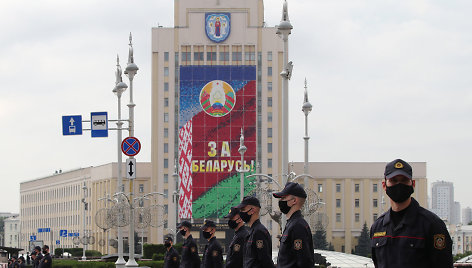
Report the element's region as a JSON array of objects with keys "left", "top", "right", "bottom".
[{"left": 85, "top": 250, "right": 102, "bottom": 257}]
